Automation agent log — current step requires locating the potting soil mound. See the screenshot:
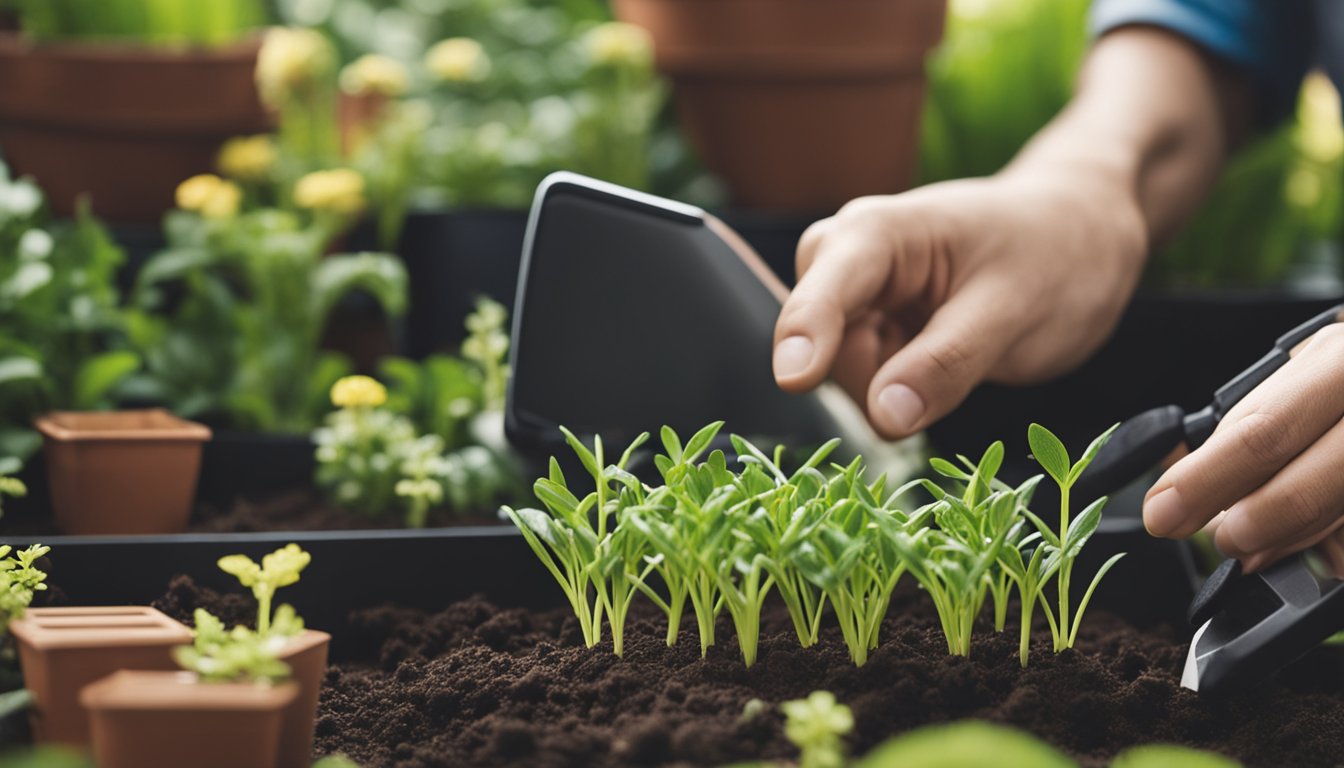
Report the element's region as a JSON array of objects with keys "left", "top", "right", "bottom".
[{"left": 163, "top": 578, "right": 1344, "bottom": 768}]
